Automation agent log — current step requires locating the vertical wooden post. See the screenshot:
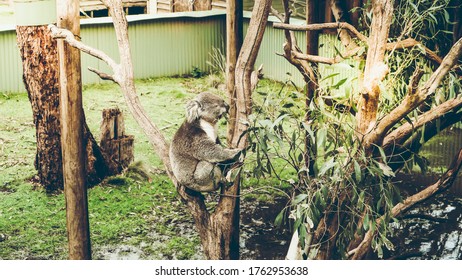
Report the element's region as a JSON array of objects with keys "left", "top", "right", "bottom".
[
  {"left": 57, "top": 0, "right": 92, "bottom": 259},
  {"left": 304, "top": 0, "right": 318, "bottom": 177},
  {"left": 225, "top": 0, "right": 243, "bottom": 260},
  {"left": 226, "top": 0, "right": 243, "bottom": 144}
]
